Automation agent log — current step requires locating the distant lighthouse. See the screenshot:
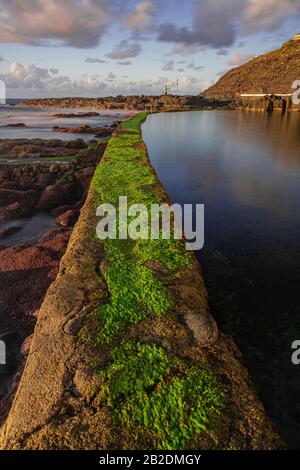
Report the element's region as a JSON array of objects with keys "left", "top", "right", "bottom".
[{"left": 292, "top": 34, "right": 300, "bottom": 40}]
